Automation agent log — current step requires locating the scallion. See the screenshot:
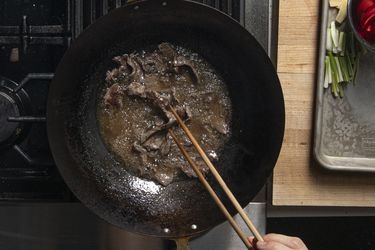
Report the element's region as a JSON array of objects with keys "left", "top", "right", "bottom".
[
  {"left": 338, "top": 32, "right": 345, "bottom": 53},
  {"left": 330, "top": 21, "right": 339, "bottom": 48},
  {"left": 326, "top": 28, "right": 332, "bottom": 52},
  {"left": 339, "top": 56, "right": 349, "bottom": 82},
  {"left": 324, "top": 57, "right": 330, "bottom": 88}
]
